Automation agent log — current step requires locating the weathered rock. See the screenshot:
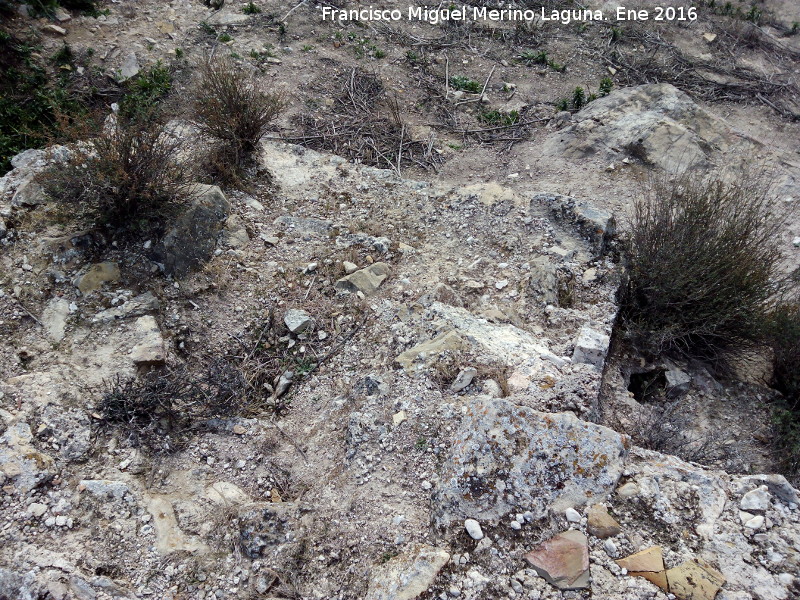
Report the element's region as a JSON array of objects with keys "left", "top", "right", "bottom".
[
  {"left": 146, "top": 495, "right": 209, "bottom": 555},
  {"left": 39, "top": 405, "right": 90, "bottom": 462},
  {"left": 74, "top": 262, "right": 120, "bottom": 295},
  {"left": 572, "top": 325, "right": 610, "bottom": 369},
  {"left": 739, "top": 486, "right": 771, "bottom": 512},
  {"left": 129, "top": 316, "right": 166, "bottom": 366},
  {"left": 342, "top": 260, "right": 358, "bottom": 274},
  {"left": 666, "top": 560, "right": 725, "bottom": 600},
  {"left": 365, "top": 543, "right": 450, "bottom": 600},
  {"left": 535, "top": 194, "right": 616, "bottom": 255},
  {"left": 0, "top": 422, "right": 54, "bottom": 493},
  {"left": 284, "top": 309, "right": 314, "bottom": 334},
  {"left": 219, "top": 214, "right": 250, "bottom": 248},
  {"left": 586, "top": 504, "right": 621, "bottom": 539},
  {"left": 0, "top": 217, "right": 6, "bottom": 240},
  {"left": 41, "top": 297, "right": 69, "bottom": 342},
  {"left": 524, "top": 530, "right": 590, "bottom": 590},
  {"left": 337, "top": 232, "right": 391, "bottom": 254},
  {"left": 208, "top": 10, "right": 250, "bottom": 25},
  {"left": 273, "top": 215, "right": 332, "bottom": 235},
  {"left": 237, "top": 502, "right": 309, "bottom": 562},
  {"left": 117, "top": 51, "right": 140, "bottom": 82},
  {"left": 205, "top": 481, "right": 251, "bottom": 506},
  {"left": 11, "top": 176, "right": 46, "bottom": 207},
  {"left": 80, "top": 479, "right": 131, "bottom": 501},
  {"left": 10, "top": 148, "right": 46, "bottom": 170},
  {"left": 395, "top": 331, "right": 465, "bottom": 372},
  {"left": 335, "top": 262, "right": 390, "bottom": 296},
  {"left": 616, "top": 546, "right": 667, "bottom": 591},
  {"left": 433, "top": 396, "right": 627, "bottom": 527},
  {"left": 541, "top": 83, "right": 736, "bottom": 171},
  {"left": 527, "top": 256, "right": 560, "bottom": 306},
  {"left": 665, "top": 363, "right": 692, "bottom": 398},
  {"left": 152, "top": 185, "right": 230, "bottom": 278},
  {"left": 93, "top": 292, "right": 160, "bottom": 322},
  {"left": 450, "top": 367, "right": 477, "bottom": 392}
]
